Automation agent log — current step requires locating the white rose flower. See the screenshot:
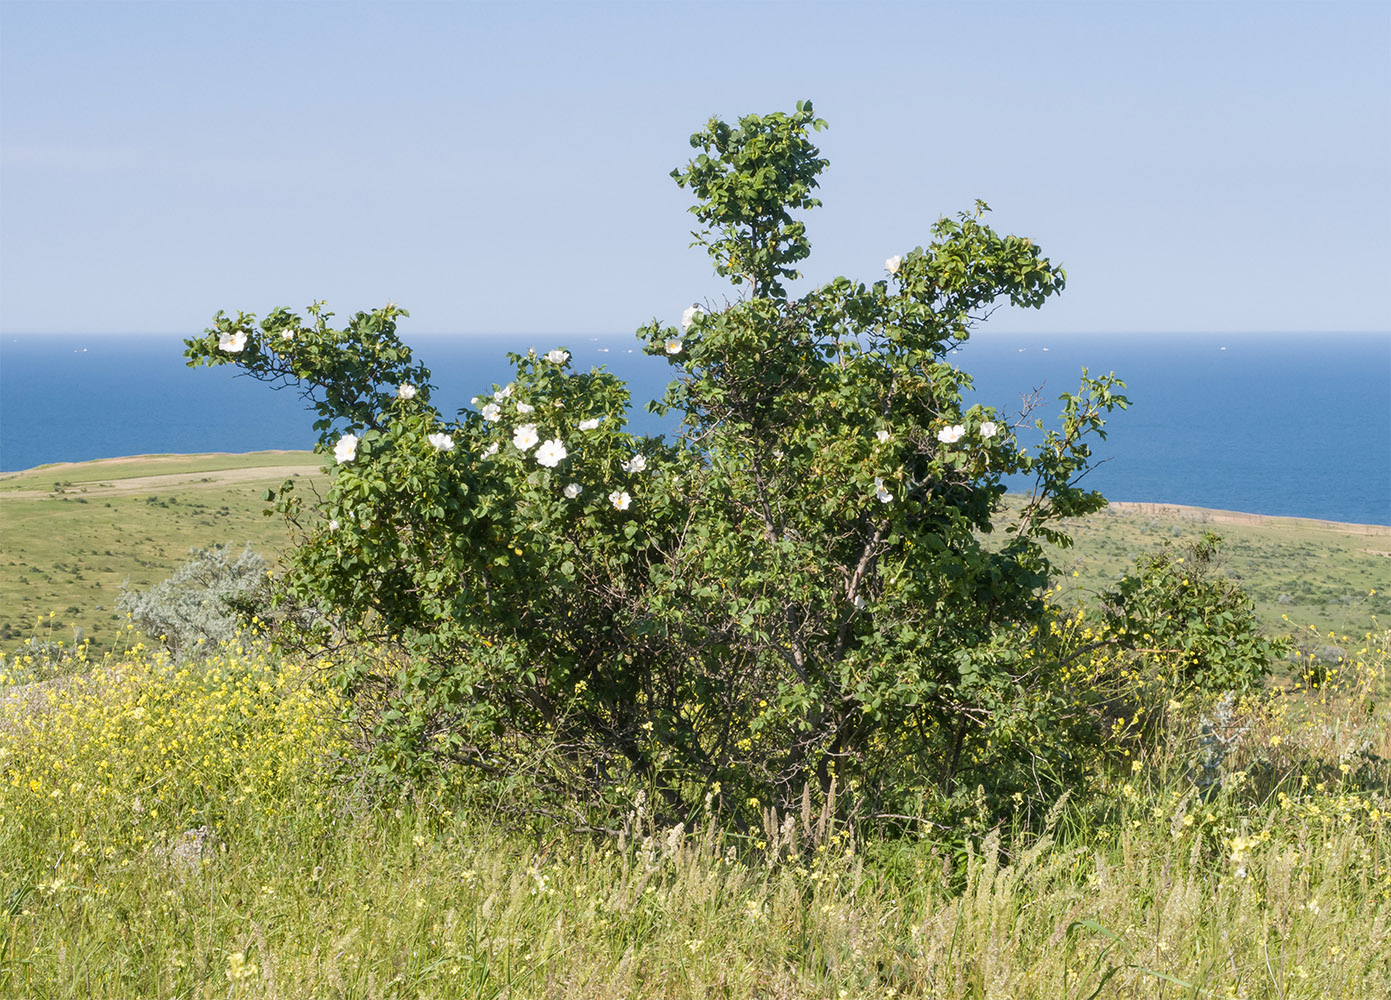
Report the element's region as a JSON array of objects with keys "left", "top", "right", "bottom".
[
  {"left": 621, "top": 454, "right": 647, "bottom": 474},
  {"left": 980, "top": 421, "right": 999, "bottom": 439},
  {"left": 427, "top": 432, "right": 454, "bottom": 451},
  {"left": 853, "top": 595, "right": 866, "bottom": 610},
  {"left": 470, "top": 396, "right": 480, "bottom": 406},
  {"left": 609, "top": 490, "right": 632, "bottom": 511},
  {"left": 681, "top": 304, "right": 703, "bottom": 330},
  {"left": 281, "top": 329, "right": 295, "bottom": 341},
  {"left": 563, "top": 482, "right": 582, "bottom": 499},
  {"left": 876, "top": 429, "right": 891, "bottom": 443},
  {"left": 512, "top": 424, "right": 539, "bottom": 451},
  {"left": 515, "top": 402, "right": 534, "bottom": 414},
  {"left": 665, "top": 338, "right": 683, "bottom": 355},
  {"left": 328, "top": 518, "right": 340, "bottom": 532},
  {"left": 218, "top": 331, "right": 247, "bottom": 353},
  {"left": 483, "top": 442, "right": 499, "bottom": 458},
  {"left": 398, "top": 383, "right": 417, "bottom": 400},
  {"left": 494, "top": 384, "right": 513, "bottom": 400},
  {"left": 874, "top": 477, "right": 893, "bottom": 504},
  {"left": 885, "top": 255, "right": 903, "bottom": 275},
  {"left": 578, "top": 417, "right": 601, "bottom": 431},
  {"left": 334, "top": 433, "right": 359, "bottom": 464},
  {"left": 535, "top": 439, "right": 567, "bottom": 467},
  {"left": 481, "top": 403, "right": 502, "bottom": 422},
  {"left": 544, "top": 349, "right": 569, "bottom": 364},
  {"left": 936, "top": 424, "right": 966, "bottom": 444}
]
